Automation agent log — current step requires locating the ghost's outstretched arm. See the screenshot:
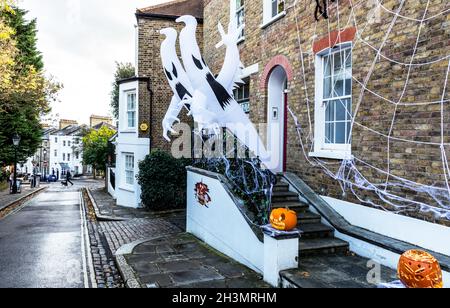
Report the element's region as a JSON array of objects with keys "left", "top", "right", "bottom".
[
  {"left": 216, "top": 21, "right": 245, "bottom": 93},
  {"left": 162, "top": 95, "right": 183, "bottom": 141}
]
